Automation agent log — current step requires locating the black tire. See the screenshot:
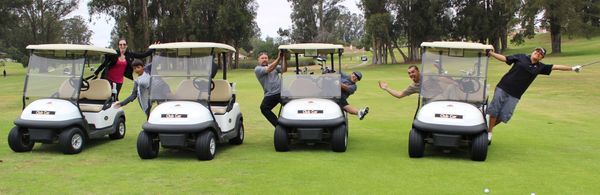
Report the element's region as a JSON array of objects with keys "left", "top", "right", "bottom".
[
  {"left": 59, "top": 127, "right": 85, "bottom": 154},
  {"left": 8, "top": 126, "right": 34, "bottom": 152},
  {"left": 274, "top": 125, "right": 289, "bottom": 152},
  {"left": 137, "top": 131, "right": 159, "bottom": 159},
  {"left": 408, "top": 128, "right": 425, "bottom": 158},
  {"left": 196, "top": 131, "right": 216, "bottom": 160},
  {"left": 109, "top": 117, "right": 126, "bottom": 140},
  {"left": 331, "top": 124, "right": 347, "bottom": 152},
  {"left": 228, "top": 120, "right": 244, "bottom": 145},
  {"left": 471, "top": 132, "right": 489, "bottom": 161}
]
